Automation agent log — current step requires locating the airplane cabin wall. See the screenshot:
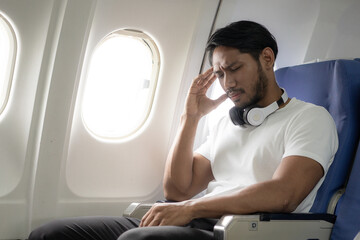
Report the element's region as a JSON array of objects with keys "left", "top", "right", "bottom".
[
  {"left": 0, "top": 0, "right": 360, "bottom": 239},
  {"left": 0, "top": 0, "right": 220, "bottom": 238},
  {"left": 304, "top": 0, "right": 360, "bottom": 62},
  {"left": 208, "top": 0, "right": 360, "bottom": 70},
  {"left": 0, "top": 0, "right": 57, "bottom": 238},
  {"left": 54, "top": 0, "right": 219, "bottom": 227}
]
